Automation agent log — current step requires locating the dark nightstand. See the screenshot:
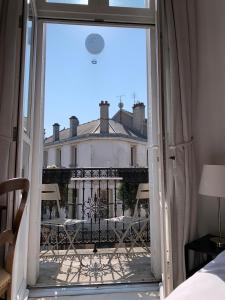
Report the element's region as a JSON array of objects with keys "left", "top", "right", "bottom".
[{"left": 185, "top": 234, "right": 225, "bottom": 277}]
